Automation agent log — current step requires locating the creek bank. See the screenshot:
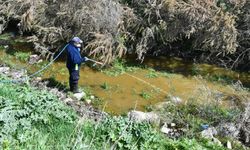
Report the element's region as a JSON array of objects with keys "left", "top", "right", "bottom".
[
  {"left": 0, "top": 64, "right": 106, "bottom": 121},
  {"left": 1, "top": 65, "right": 250, "bottom": 149}
]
